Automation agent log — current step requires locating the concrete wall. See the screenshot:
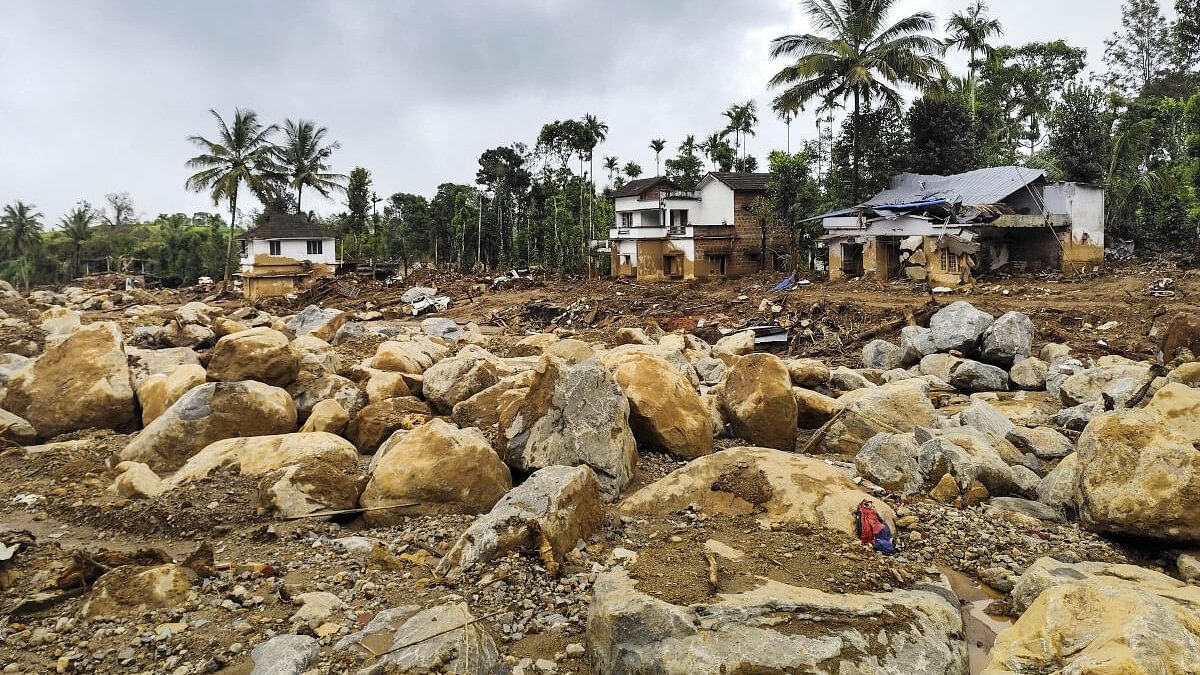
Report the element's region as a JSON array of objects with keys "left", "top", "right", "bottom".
[
  {"left": 1048, "top": 183, "right": 1105, "bottom": 270},
  {"left": 242, "top": 237, "right": 338, "bottom": 267}
]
